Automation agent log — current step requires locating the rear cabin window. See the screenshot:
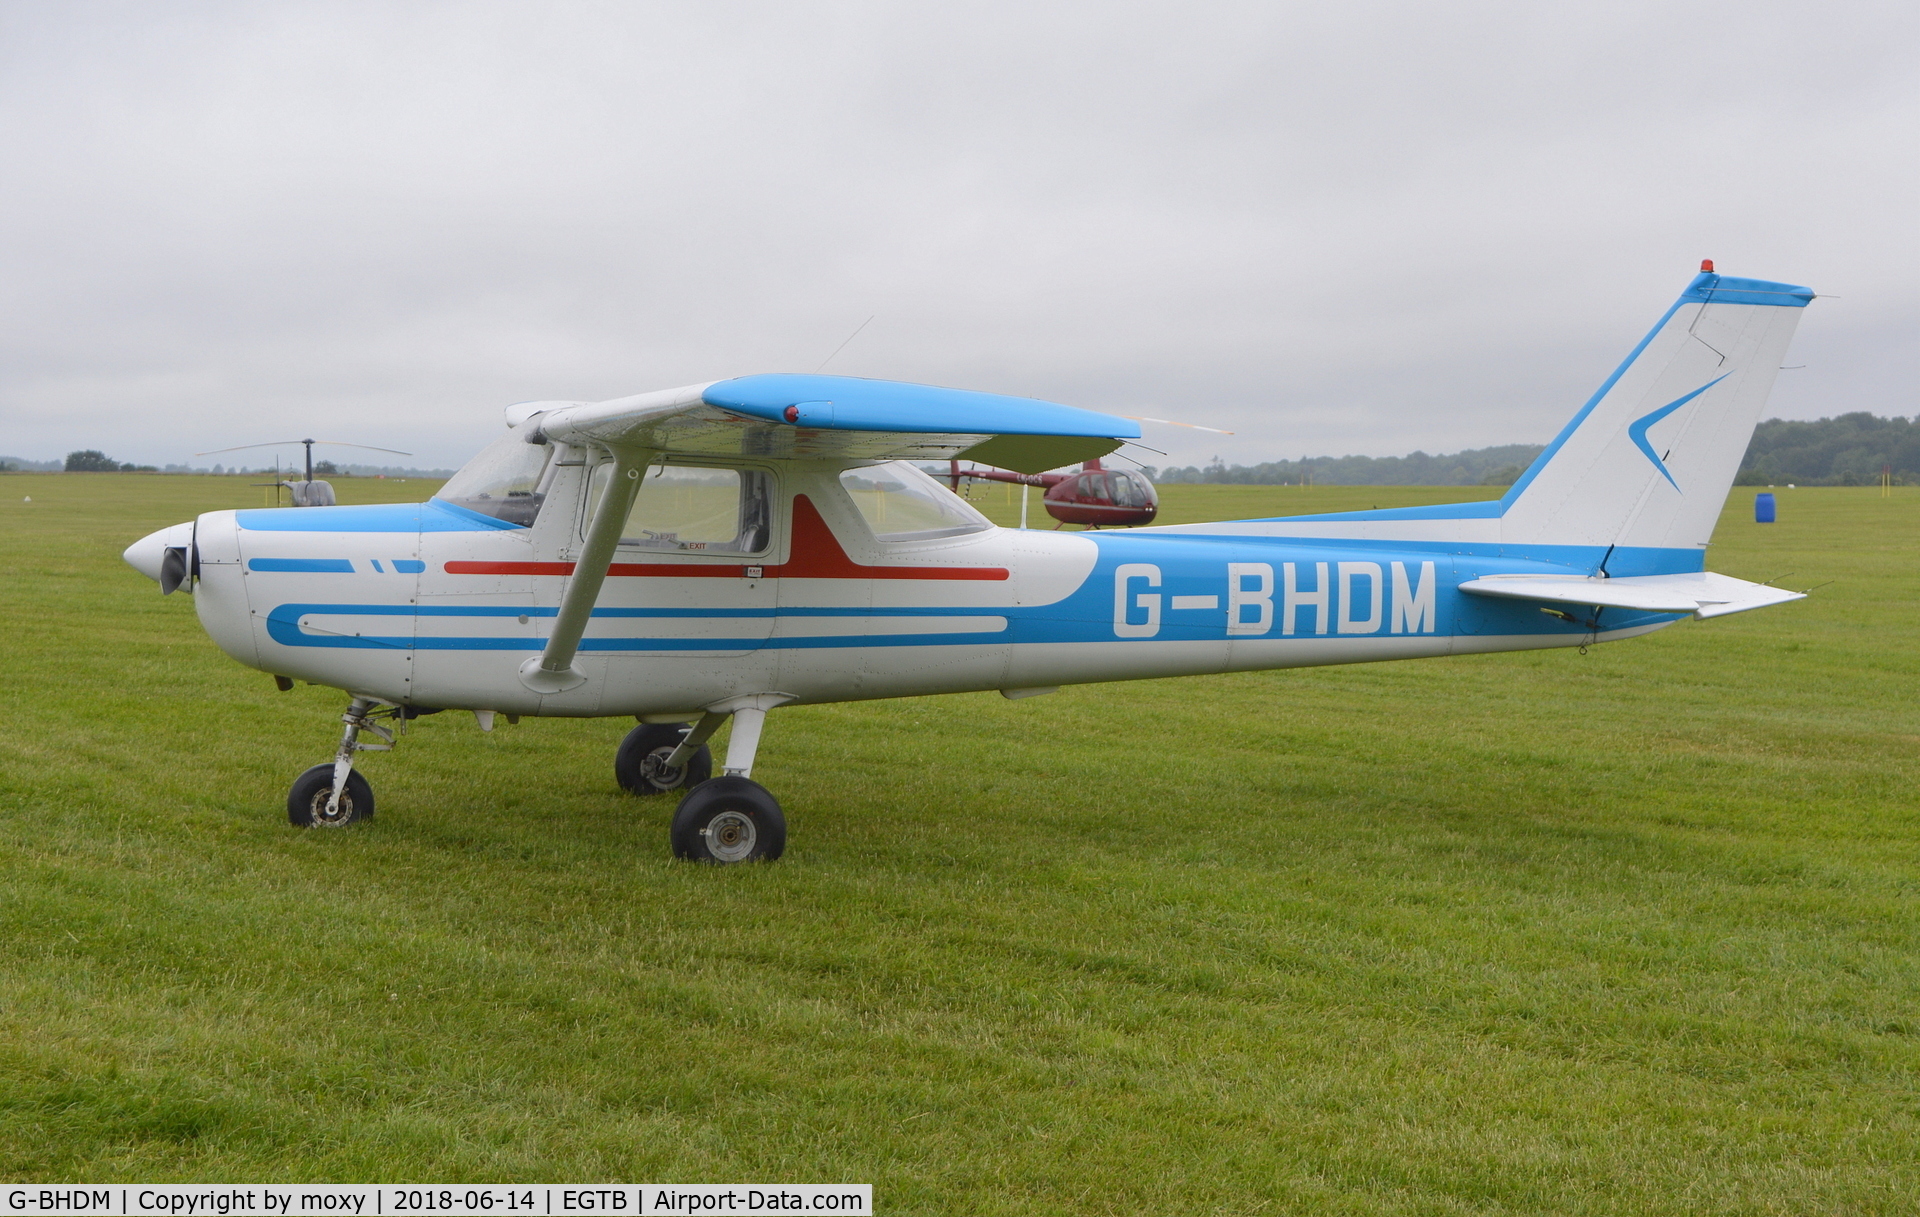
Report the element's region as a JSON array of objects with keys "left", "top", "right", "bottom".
[
  {"left": 586, "top": 462, "right": 772, "bottom": 554},
  {"left": 838, "top": 461, "right": 991, "bottom": 541},
  {"left": 436, "top": 431, "right": 553, "bottom": 527}
]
